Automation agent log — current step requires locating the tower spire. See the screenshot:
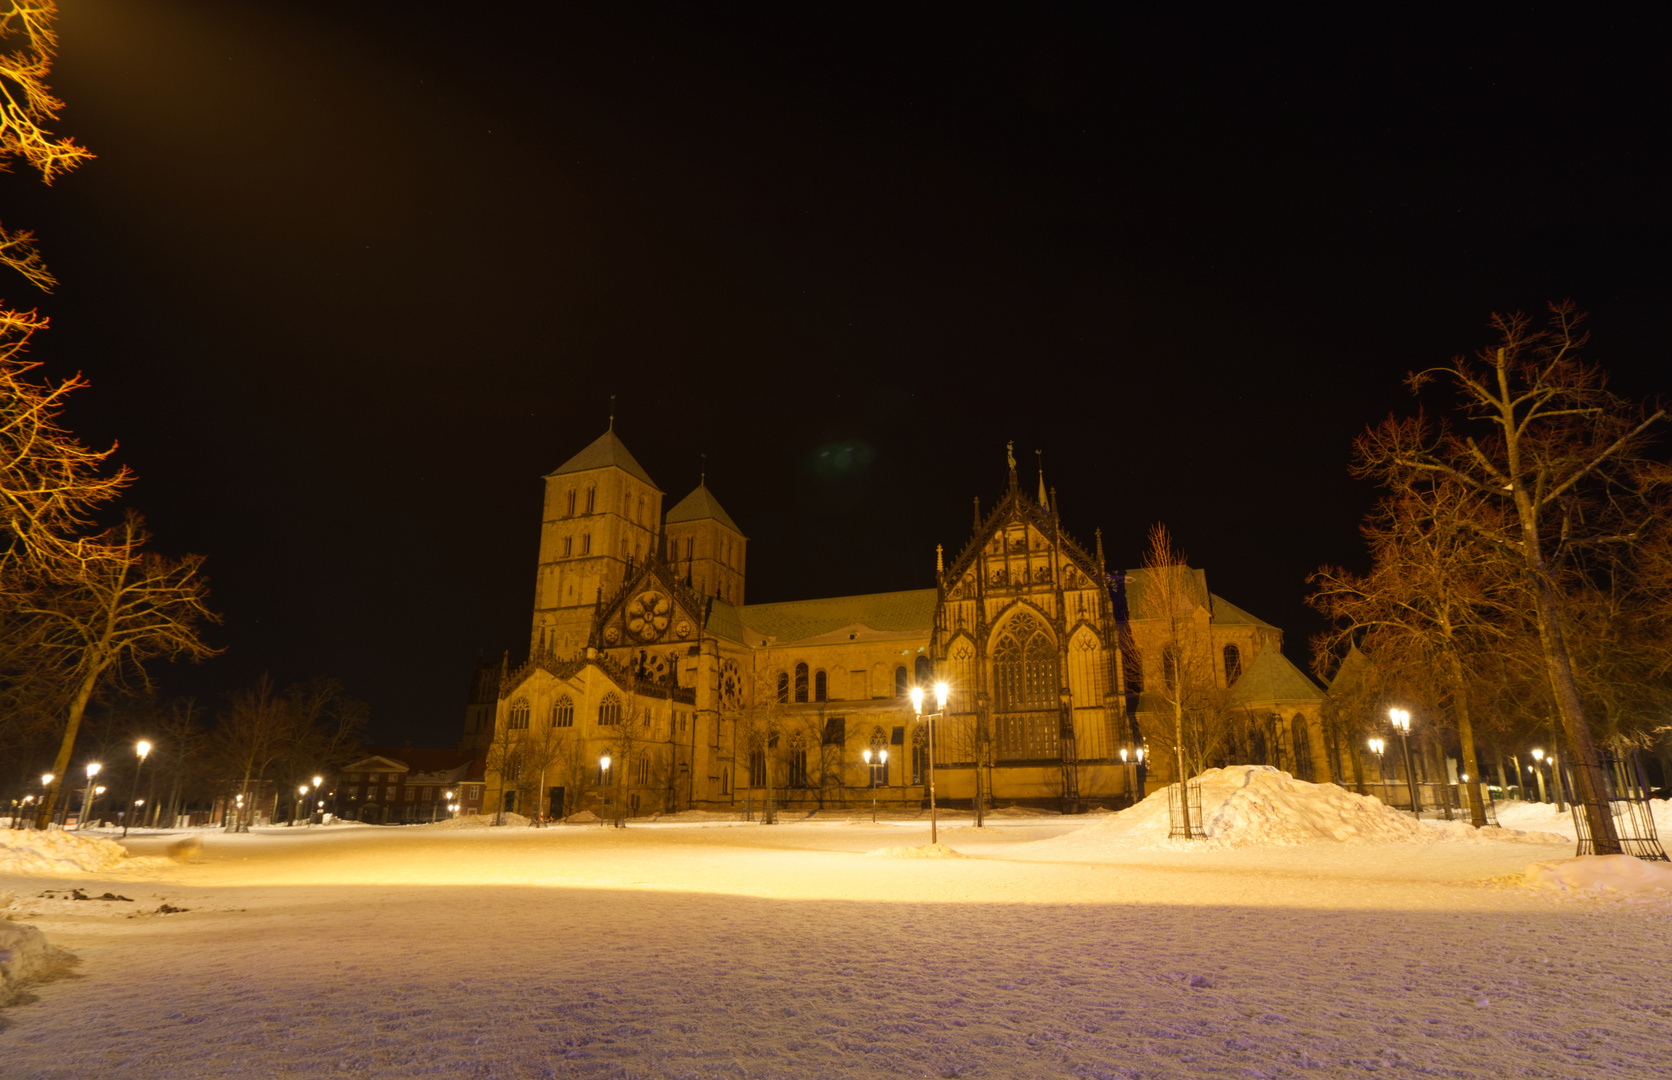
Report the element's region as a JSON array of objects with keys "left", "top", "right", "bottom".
[
  {"left": 608, "top": 394, "right": 616, "bottom": 432},
  {"left": 1006, "top": 441, "right": 1017, "bottom": 492},
  {"left": 1036, "top": 449, "right": 1047, "bottom": 508}
]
